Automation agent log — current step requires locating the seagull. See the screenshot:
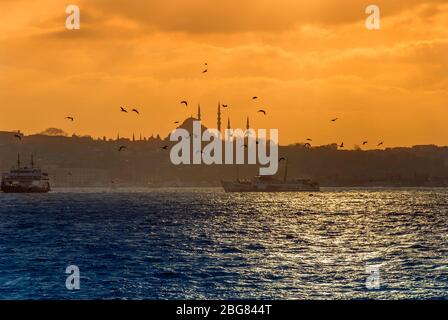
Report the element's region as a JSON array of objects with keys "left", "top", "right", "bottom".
[
  {"left": 222, "top": 104, "right": 229, "bottom": 108},
  {"left": 162, "top": 145, "right": 169, "bottom": 150},
  {"left": 120, "top": 106, "right": 128, "bottom": 113},
  {"left": 132, "top": 108, "right": 140, "bottom": 115},
  {"left": 66, "top": 116, "right": 74, "bottom": 122},
  {"left": 180, "top": 101, "right": 188, "bottom": 107},
  {"left": 331, "top": 118, "right": 338, "bottom": 122},
  {"left": 202, "top": 69, "right": 208, "bottom": 73},
  {"left": 258, "top": 110, "right": 266, "bottom": 115},
  {"left": 306, "top": 138, "right": 313, "bottom": 142},
  {"left": 252, "top": 96, "right": 258, "bottom": 100},
  {"left": 378, "top": 141, "right": 384, "bottom": 147},
  {"left": 362, "top": 141, "right": 369, "bottom": 146},
  {"left": 174, "top": 121, "right": 180, "bottom": 124},
  {"left": 118, "top": 146, "right": 127, "bottom": 152}
]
